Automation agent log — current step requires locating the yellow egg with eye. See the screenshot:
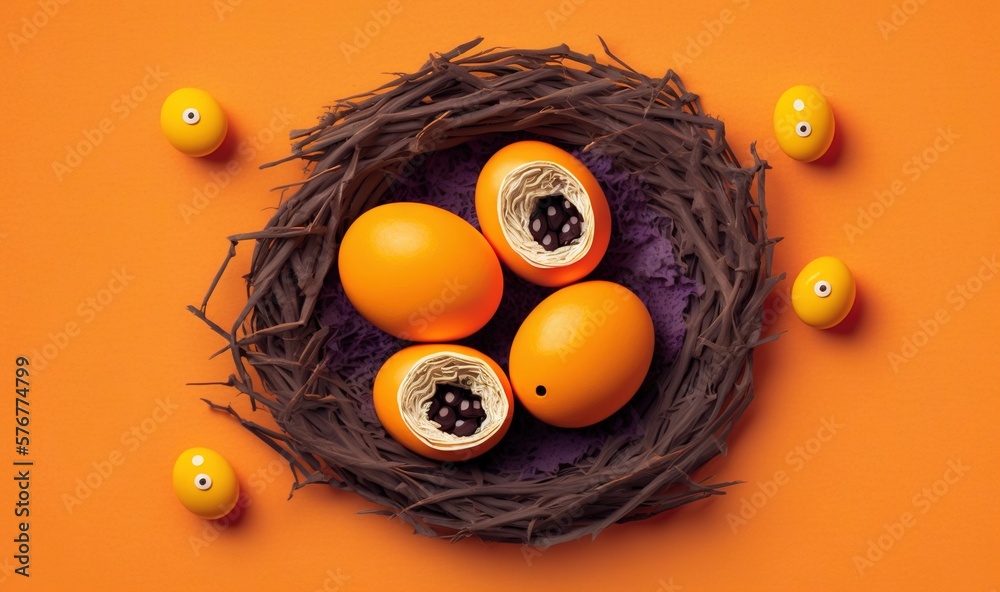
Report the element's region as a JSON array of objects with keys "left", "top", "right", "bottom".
[
  {"left": 791, "top": 256, "right": 856, "bottom": 329},
  {"left": 172, "top": 447, "right": 239, "bottom": 519},
  {"left": 773, "top": 85, "right": 835, "bottom": 162},
  {"left": 160, "top": 88, "right": 228, "bottom": 157}
]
